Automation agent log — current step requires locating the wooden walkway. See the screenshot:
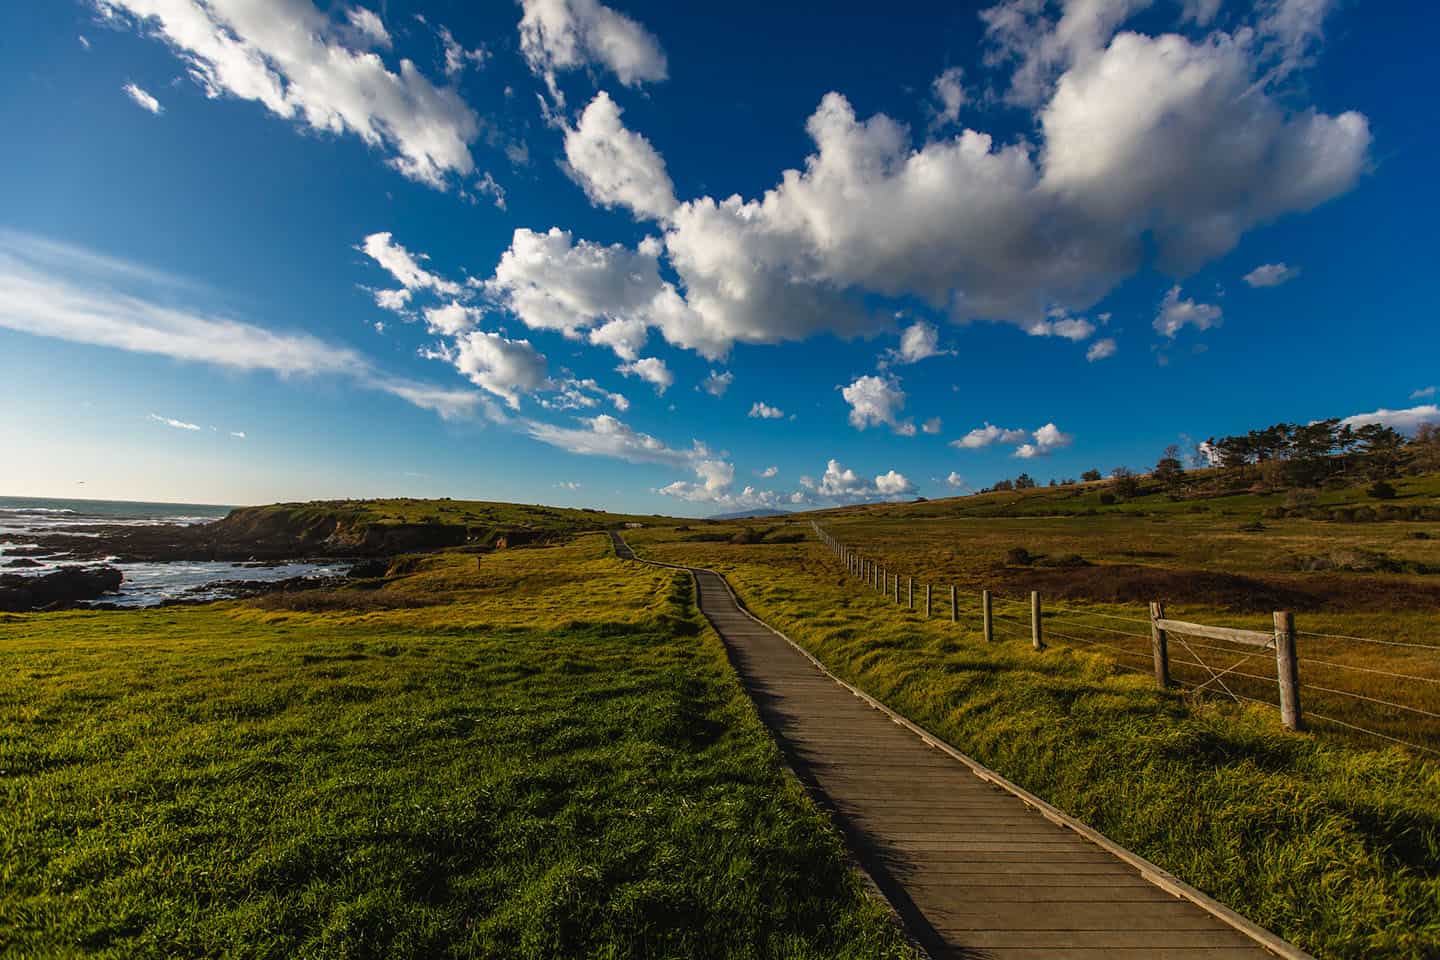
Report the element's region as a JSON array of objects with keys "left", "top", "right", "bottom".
[{"left": 613, "top": 534, "right": 1301, "bottom": 960}]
